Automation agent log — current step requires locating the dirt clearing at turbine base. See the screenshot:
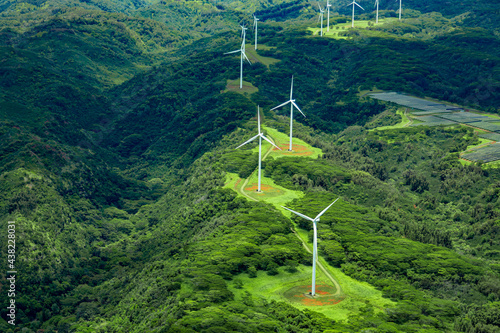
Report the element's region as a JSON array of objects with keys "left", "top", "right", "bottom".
[
  {"left": 283, "top": 284, "right": 345, "bottom": 306},
  {"left": 274, "top": 144, "right": 315, "bottom": 156},
  {"left": 244, "top": 183, "right": 284, "bottom": 197}
]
